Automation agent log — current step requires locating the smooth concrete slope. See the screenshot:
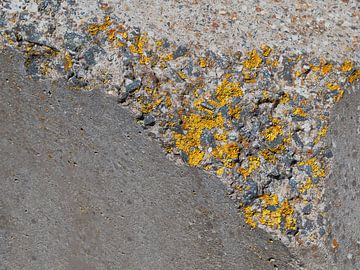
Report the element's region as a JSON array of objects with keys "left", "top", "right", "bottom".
[
  {"left": 0, "top": 49, "right": 300, "bottom": 270},
  {"left": 324, "top": 85, "right": 360, "bottom": 270}
]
